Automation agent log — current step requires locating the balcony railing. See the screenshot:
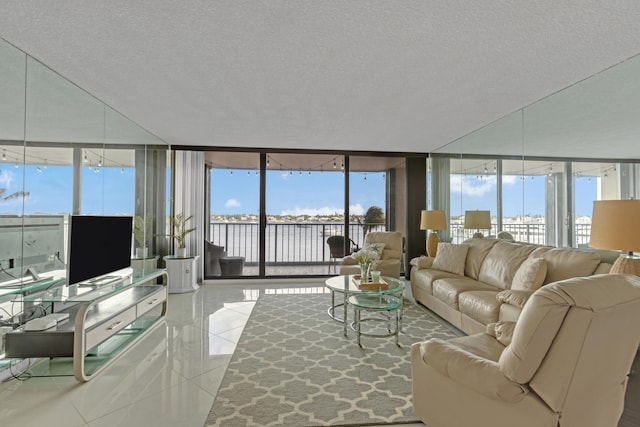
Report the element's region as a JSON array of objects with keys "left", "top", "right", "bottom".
[
  {"left": 210, "top": 222, "right": 386, "bottom": 265},
  {"left": 450, "top": 223, "right": 592, "bottom": 247},
  {"left": 209, "top": 221, "right": 593, "bottom": 268}
]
